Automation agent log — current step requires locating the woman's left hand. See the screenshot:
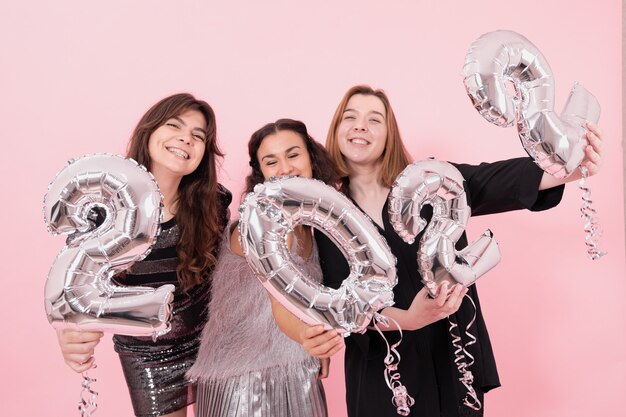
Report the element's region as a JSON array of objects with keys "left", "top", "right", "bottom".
[
  {"left": 318, "top": 357, "right": 330, "bottom": 379},
  {"left": 539, "top": 122, "right": 605, "bottom": 190},
  {"left": 580, "top": 122, "right": 604, "bottom": 176}
]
